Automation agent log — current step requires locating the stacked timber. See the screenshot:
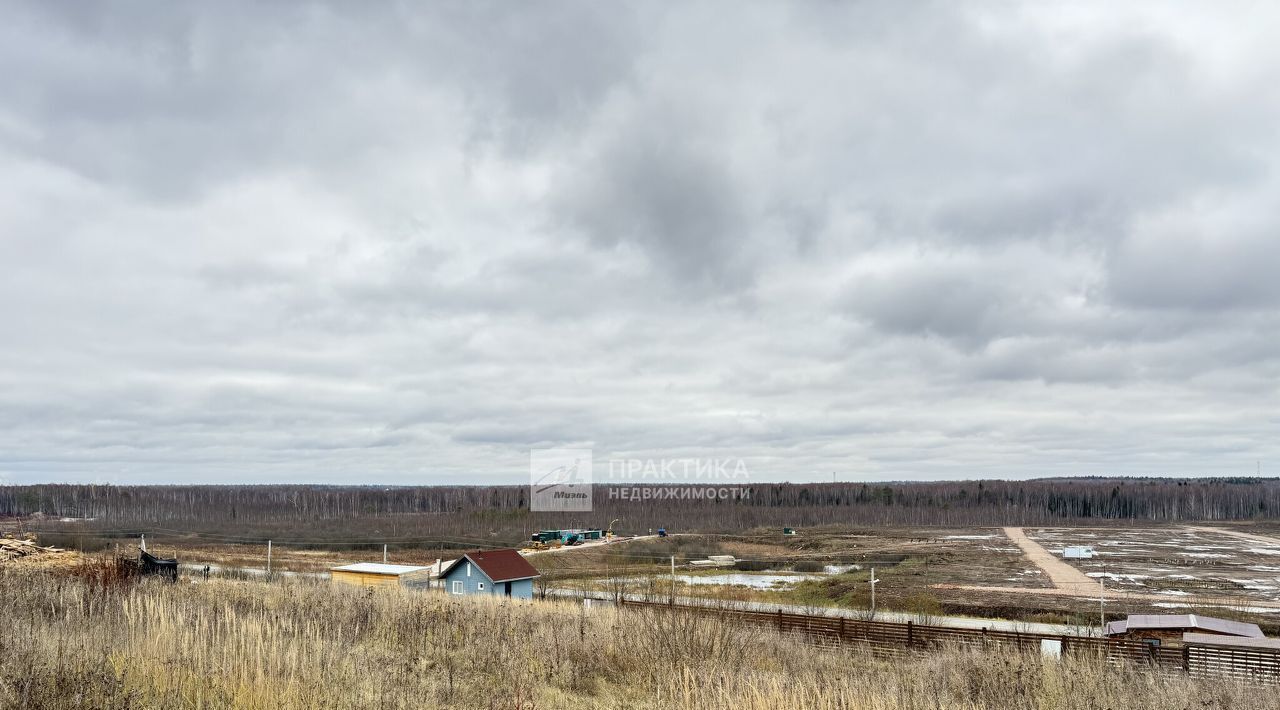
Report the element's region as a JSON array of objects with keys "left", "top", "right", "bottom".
[{"left": 0, "top": 537, "right": 66, "bottom": 563}]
